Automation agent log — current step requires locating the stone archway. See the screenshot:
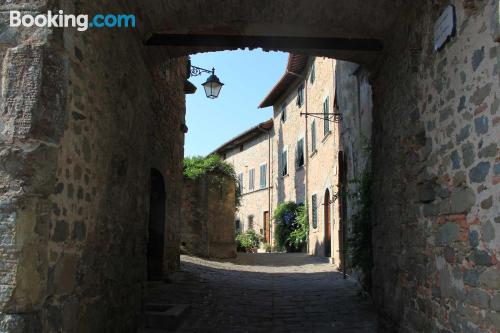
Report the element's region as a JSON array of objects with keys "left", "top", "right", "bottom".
[
  {"left": 1, "top": 1, "right": 498, "bottom": 332},
  {"left": 147, "top": 169, "right": 166, "bottom": 281}
]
